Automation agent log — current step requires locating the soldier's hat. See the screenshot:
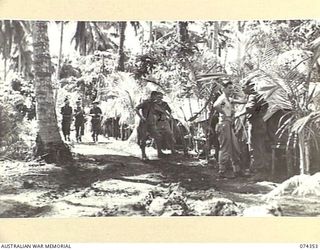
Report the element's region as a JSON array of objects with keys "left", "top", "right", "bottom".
[
  {"left": 92, "top": 100, "right": 99, "bottom": 104},
  {"left": 150, "top": 91, "right": 159, "bottom": 98},
  {"left": 76, "top": 98, "right": 81, "bottom": 104},
  {"left": 221, "top": 80, "right": 233, "bottom": 87},
  {"left": 64, "top": 97, "right": 69, "bottom": 103}
]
